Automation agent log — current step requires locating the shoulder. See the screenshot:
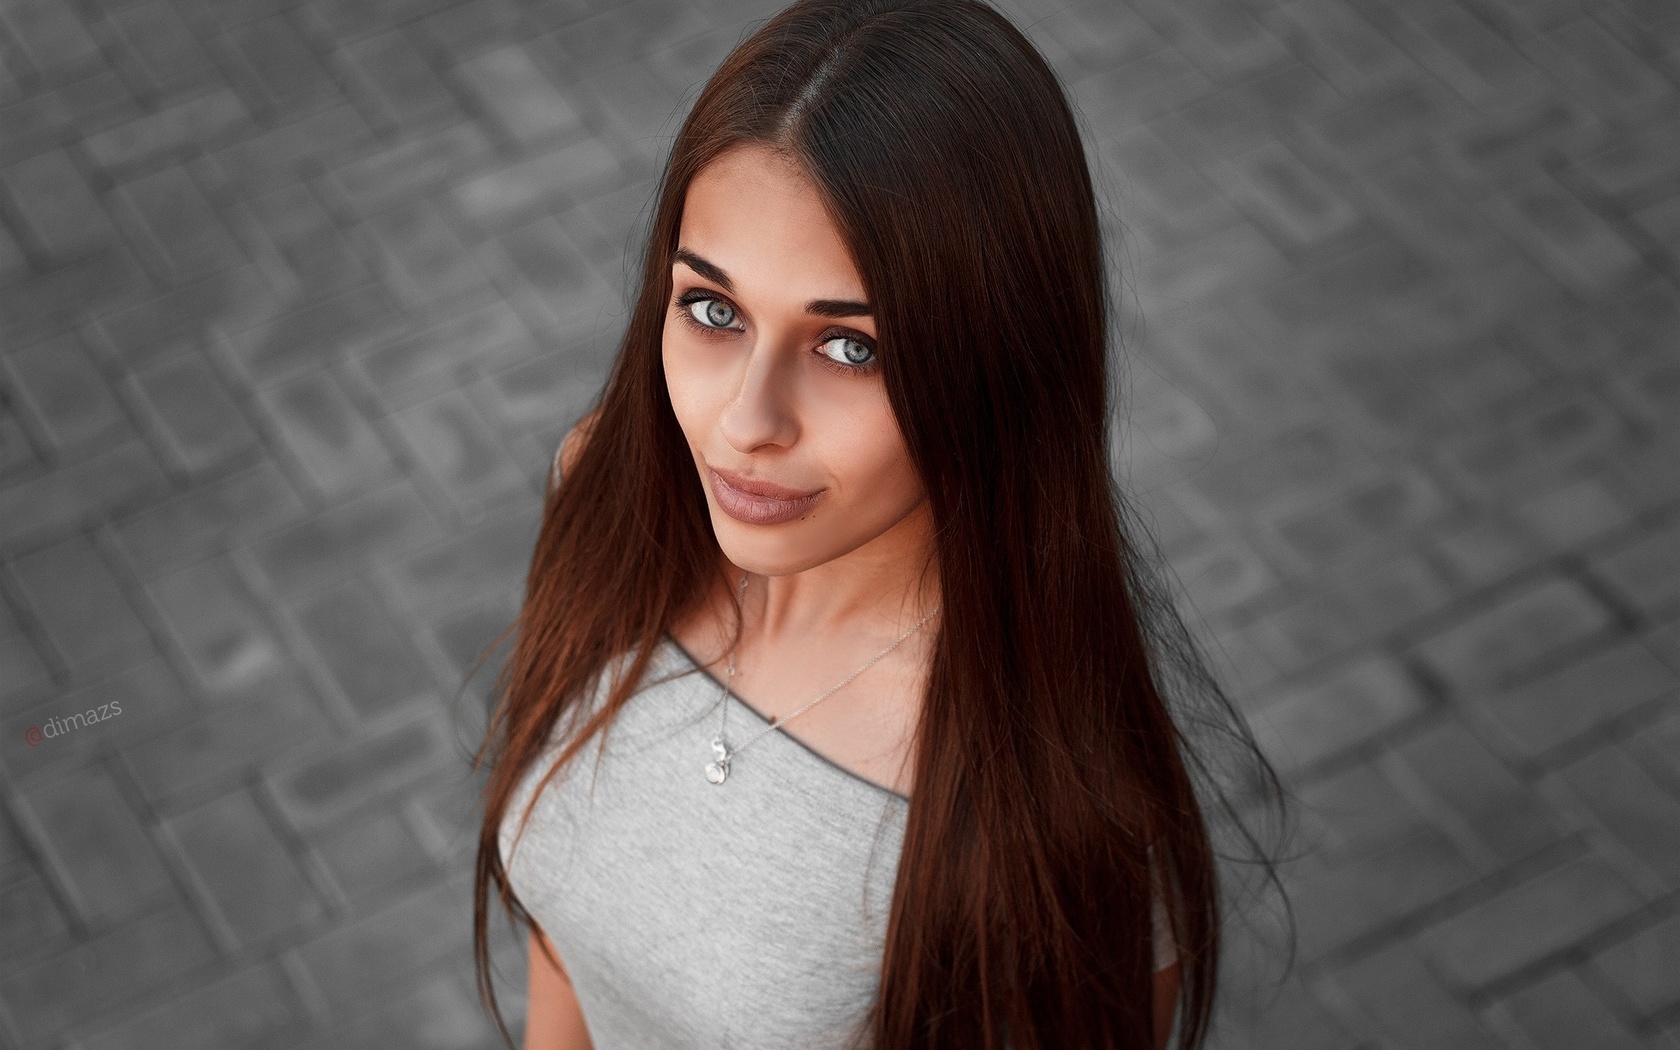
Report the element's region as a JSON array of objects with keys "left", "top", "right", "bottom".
[{"left": 550, "top": 408, "right": 602, "bottom": 488}]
